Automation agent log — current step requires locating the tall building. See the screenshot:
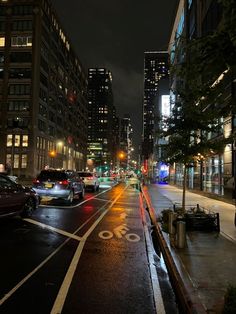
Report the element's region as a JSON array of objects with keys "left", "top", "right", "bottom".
[
  {"left": 0, "top": 0, "right": 88, "bottom": 179},
  {"left": 87, "top": 68, "right": 119, "bottom": 173},
  {"left": 142, "top": 51, "right": 169, "bottom": 176},
  {"left": 119, "top": 114, "right": 133, "bottom": 170}
]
